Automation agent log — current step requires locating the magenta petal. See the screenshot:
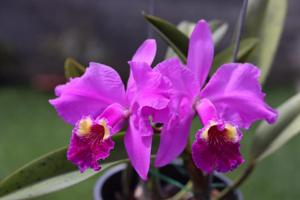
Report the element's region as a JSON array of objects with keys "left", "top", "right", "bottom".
[
  {"left": 129, "top": 61, "right": 171, "bottom": 111},
  {"left": 132, "top": 39, "right": 157, "bottom": 65},
  {"left": 128, "top": 61, "right": 153, "bottom": 86},
  {"left": 192, "top": 136, "right": 244, "bottom": 173},
  {"left": 192, "top": 123, "right": 244, "bottom": 173},
  {"left": 155, "top": 58, "right": 199, "bottom": 98},
  {"left": 195, "top": 98, "right": 218, "bottom": 125},
  {"left": 200, "top": 63, "right": 277, "bottom": 129},
  {"left": 97, "top": 103, "right": 127, "bottom": 135},
  {"left": 127, "top": 39, "right": 157, "bottom": 98},
  {"left": 50, "top": 62, "right": 126, "bottom": 124},
  {"left": 125, "top": 115, "right": 152, "bottom": 180},
  {"left": 187, "top": 20, "right": 214, "bottom": 88},
  {"left": 67, "top": 117, "right": 115, "bottom": 172},
  {"left": 155, "top": 112, "right": 194, "bottom": 167}
]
